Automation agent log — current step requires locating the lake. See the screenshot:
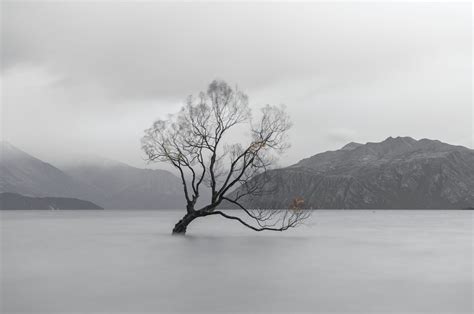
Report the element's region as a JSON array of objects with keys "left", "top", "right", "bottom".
[{"left": 1, "top": 210, "right": 472, "bottom": 313}]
